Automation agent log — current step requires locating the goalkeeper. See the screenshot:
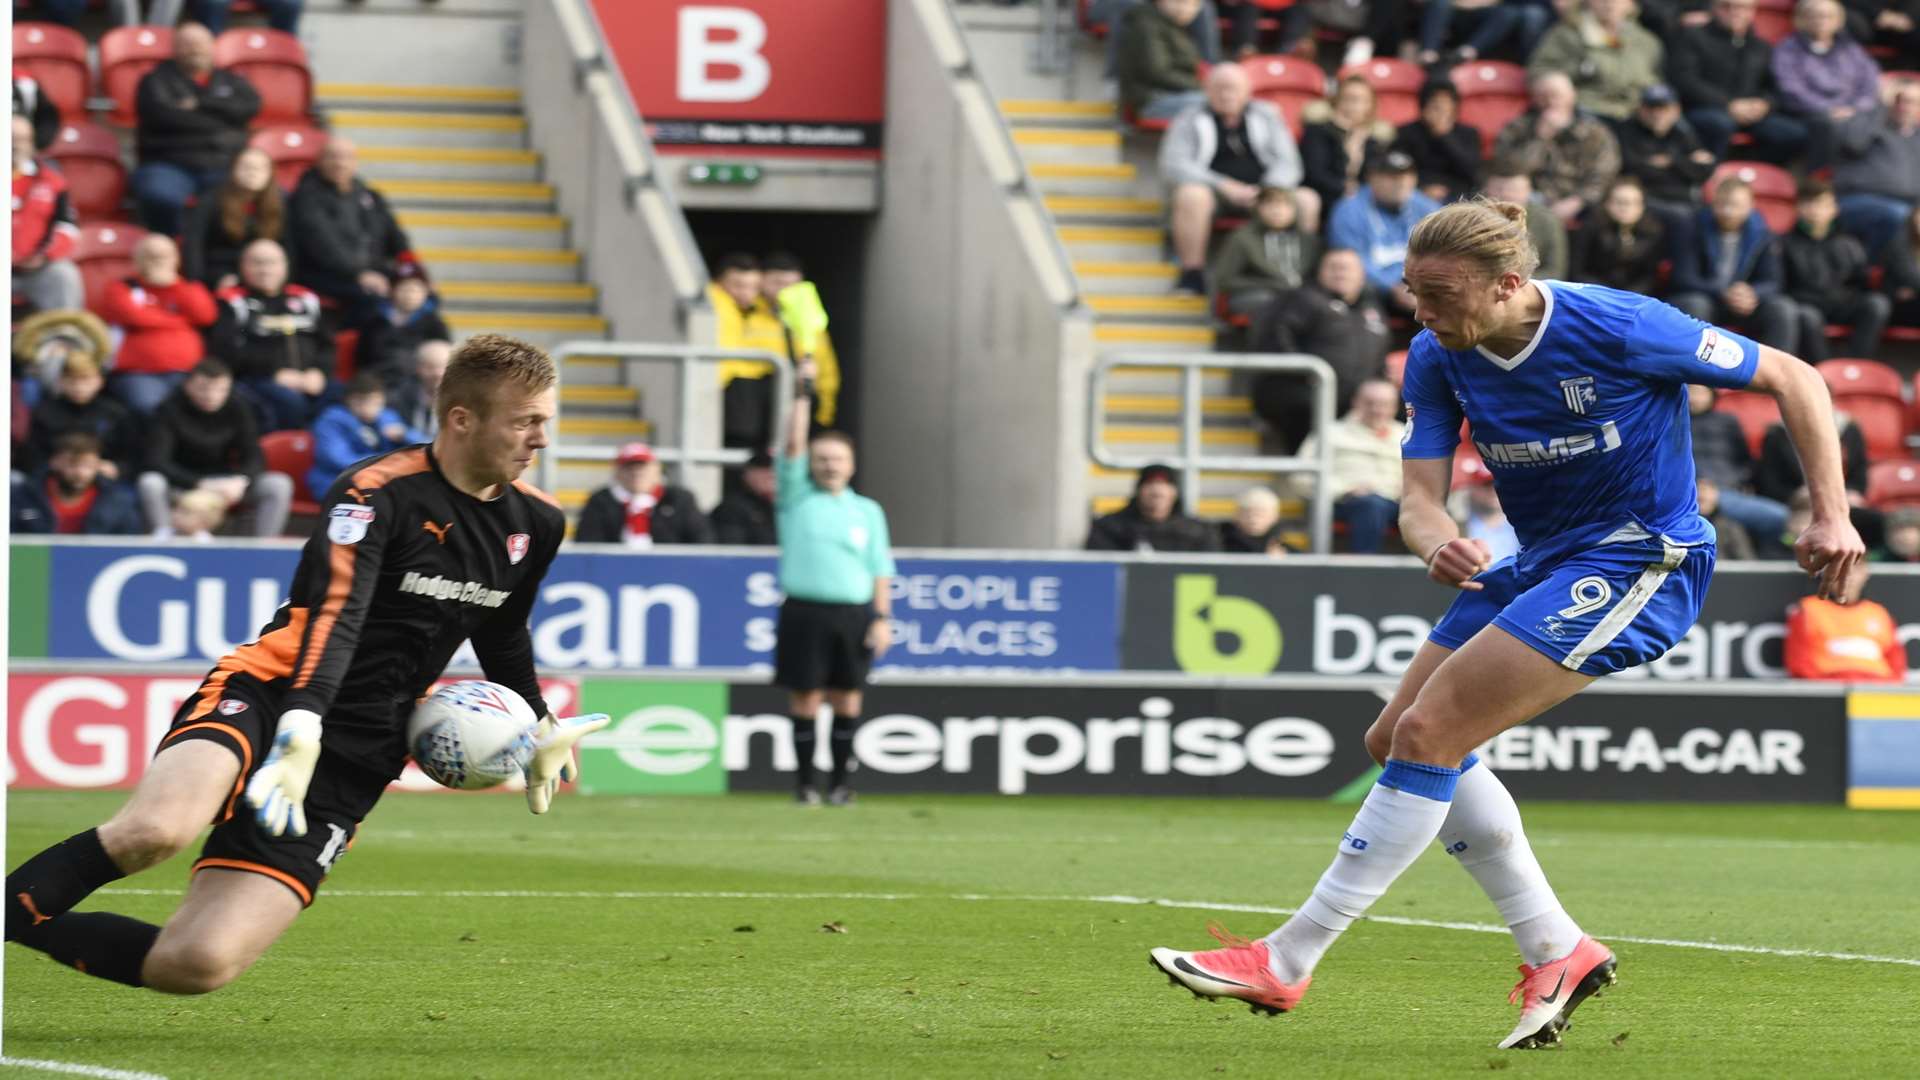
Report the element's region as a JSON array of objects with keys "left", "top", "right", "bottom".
[{"left": 4, "top": 335, "right": 608, "bottom": 995}]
